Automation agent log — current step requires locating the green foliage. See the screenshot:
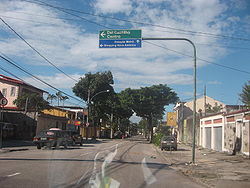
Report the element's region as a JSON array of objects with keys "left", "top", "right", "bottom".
[
  {"left": 240, "top": 81, "right": 250, "bottom": 108},
  {"left": 13, "top": 93, "right": 50, "bottom": 112},
  {"left": 72, "top": 71, "right": 114, "bottom": 102},
  {"left": 205, "top": 102, "right": 223, "bottom": 113},
  {"left": 122, "top": 84, "right": 179, "bottom": 119},
  {"left": 152, "top": 132, "right": 163, "bottom": 146}
]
